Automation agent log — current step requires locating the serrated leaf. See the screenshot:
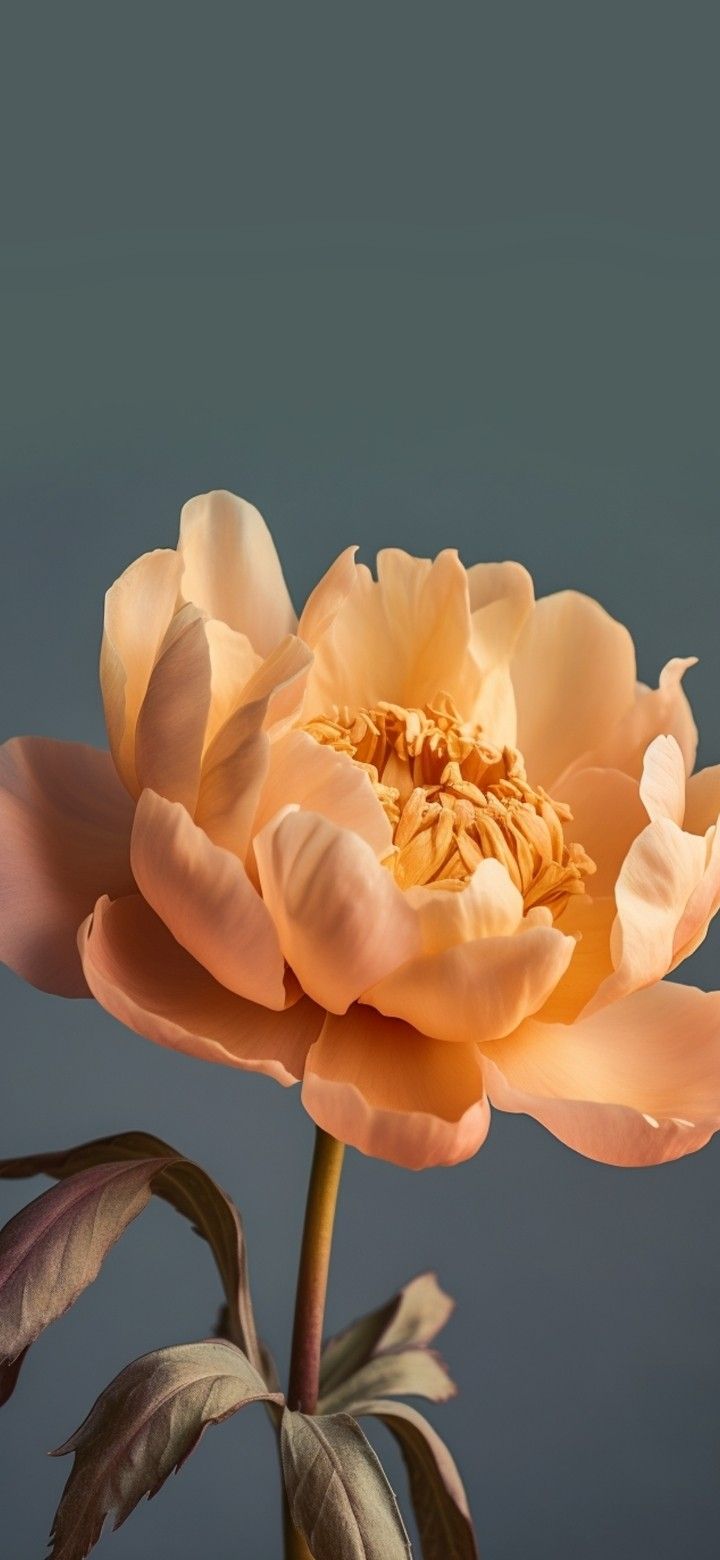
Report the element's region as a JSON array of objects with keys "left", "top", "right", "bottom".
[
  {"left": 320, "top": 1272, "right": 454, "bottom": 1399},
  {"left": 49, "top": 1339, "right": 282, "bottom": 1560},
  {"left": 0, "top": 1130, "right": 262, "bottom": 1394},
  {"left": 319, "top": 1346, "right": 456, "bottom": 1414},
  {"left": 357, "top": 1399, "right": 478, "bottom": 1559},
  {"left": 0, "top": 1158, "right": 173, "bottom": 1373},
  {"left": 281, "top": 1409, "right": 412, "bottom": 1560}
]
